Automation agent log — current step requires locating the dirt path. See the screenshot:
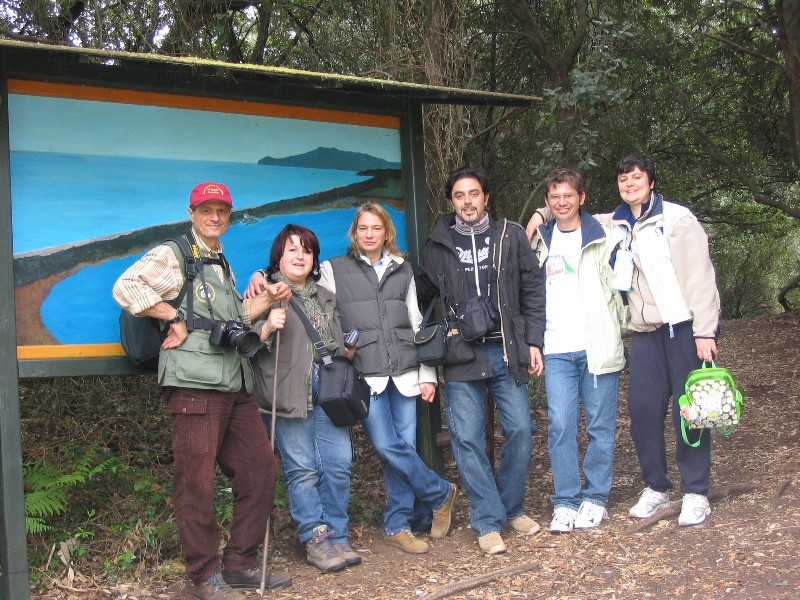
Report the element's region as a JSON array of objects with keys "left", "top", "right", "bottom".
[{"left": 35, "top": 311, "right": 800, "bottom": 599}]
